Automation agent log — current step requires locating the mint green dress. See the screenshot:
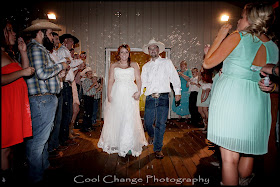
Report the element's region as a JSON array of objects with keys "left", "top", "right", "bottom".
[{"left": 207, "top": 32, "right": 279, "bottom": 155}]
